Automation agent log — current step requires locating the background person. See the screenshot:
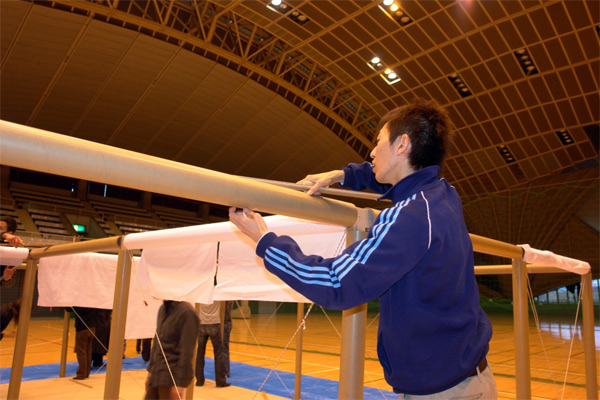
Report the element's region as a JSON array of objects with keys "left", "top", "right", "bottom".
[
  {"left": 195, "top": 301, "right": 230, "bottom": 388},
  {"left": 145, "top": 300, "right": 199, "bottom": 400}
]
